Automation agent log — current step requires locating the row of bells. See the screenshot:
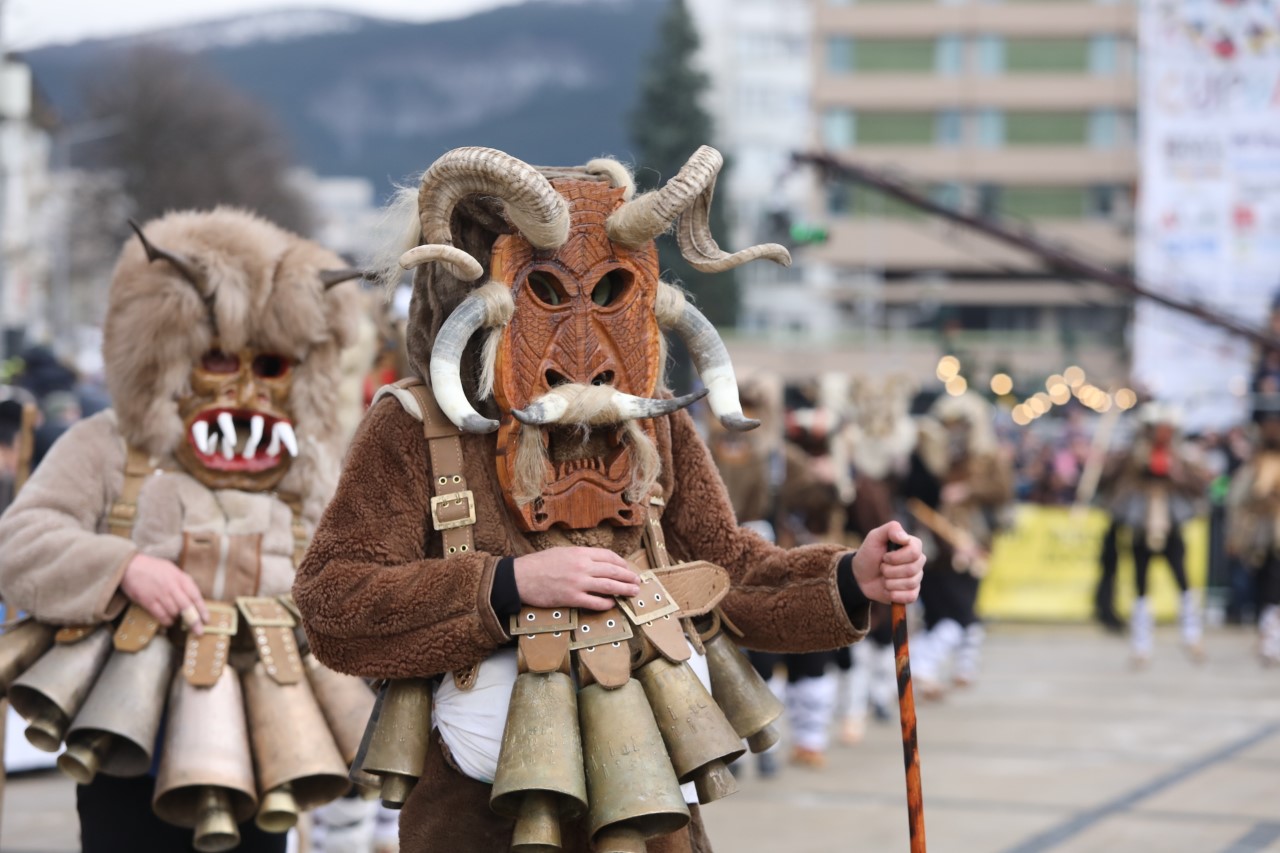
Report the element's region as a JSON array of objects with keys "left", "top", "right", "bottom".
[
  {"left": 356, "top": 629, "right": 784, "bottom": 853},
  {"left": 0, "top": 618, "right": 376, "bottom": 853}
]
